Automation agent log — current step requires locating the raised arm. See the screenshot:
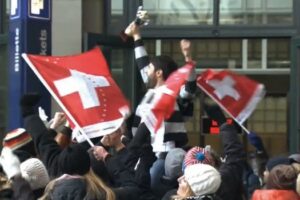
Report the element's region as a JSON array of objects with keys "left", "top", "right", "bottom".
[
  {"left": 125, "top": 22, "right": 150, "bottom": 84},
  {"left": 179, "top": 39, "right": 197, "bottom": 99},
  {"left": 215, "top": 123, "right": 246, "bottom": 199},
  {"left": 20, "top": 94, "right": 62, "bottom": 178}
]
